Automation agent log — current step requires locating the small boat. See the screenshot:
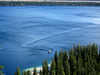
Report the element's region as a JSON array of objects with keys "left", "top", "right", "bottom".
[{"left": 48, "top": 50, "right": 52, "bottom": 53}]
